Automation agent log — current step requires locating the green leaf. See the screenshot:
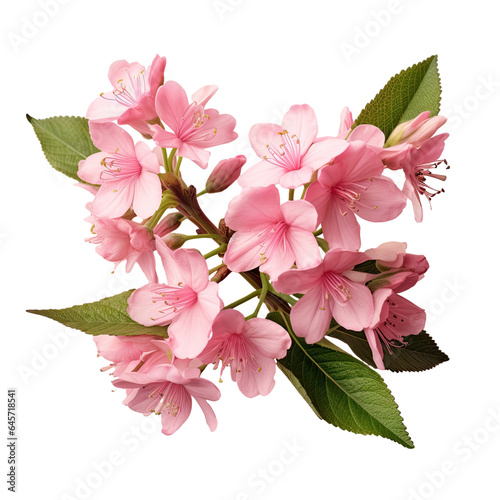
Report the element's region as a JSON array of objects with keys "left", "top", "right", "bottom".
[
  {"left": 27, "top": 291, "right": 168, "bottom": 338},
  {"left": 269, "top": 312, "right": 414, "bottom": 448},
  {"left": 27, "top": 115, "right": 99, "bottom": 181},
  {"left": 330, "top": 327, "right": 449, "bottom": 373},
  {"left": 352, "top": 55, "right": 442, "bottom": 140}
]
